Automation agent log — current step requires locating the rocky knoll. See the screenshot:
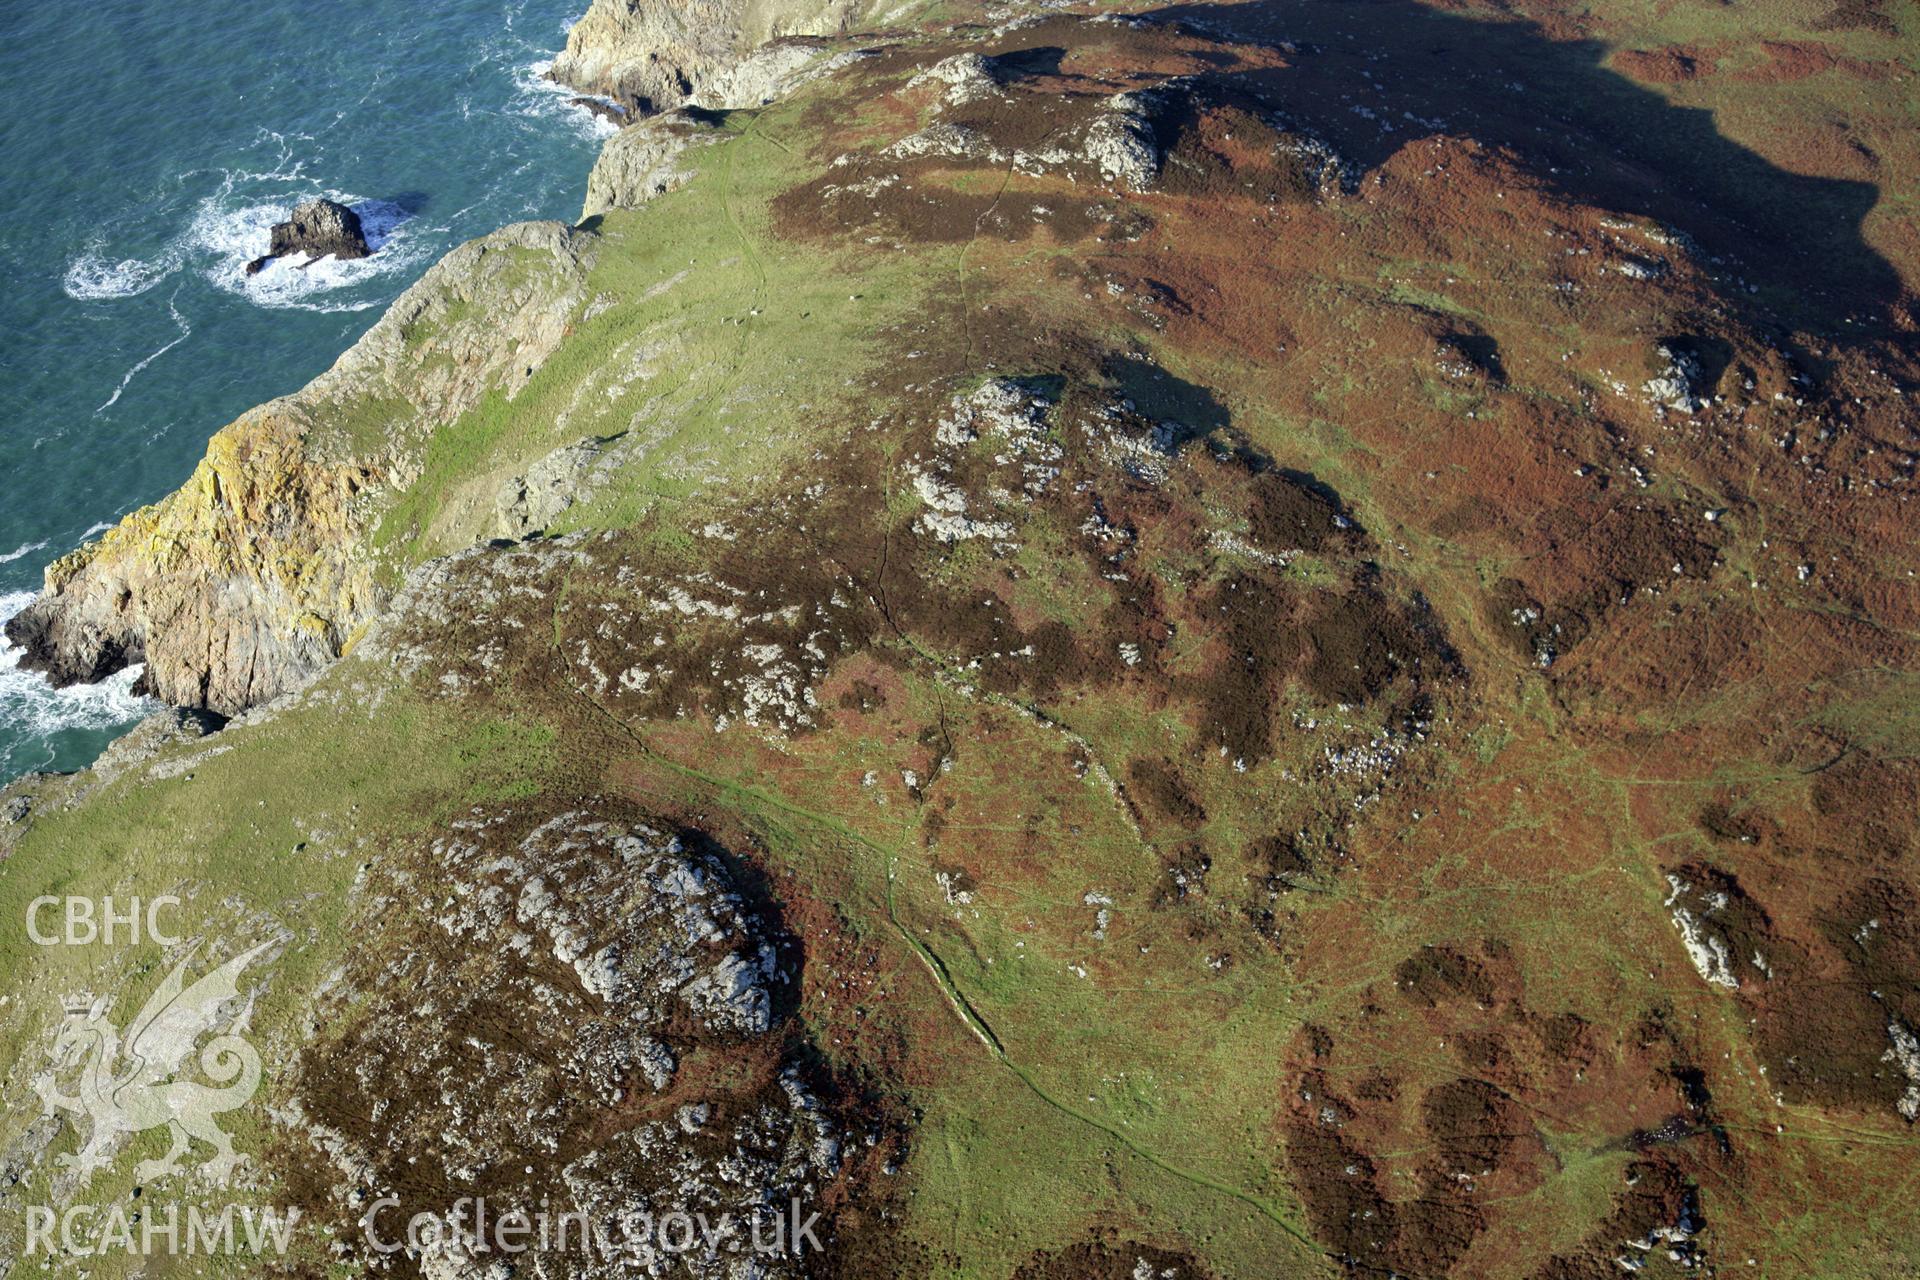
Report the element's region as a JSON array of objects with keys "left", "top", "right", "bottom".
[
  {"left": 246, "top": 197, "right": 370, "bottom": 274},
  {"left": 281, "top": 808, "right": 866, "bottom": 1277}
]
